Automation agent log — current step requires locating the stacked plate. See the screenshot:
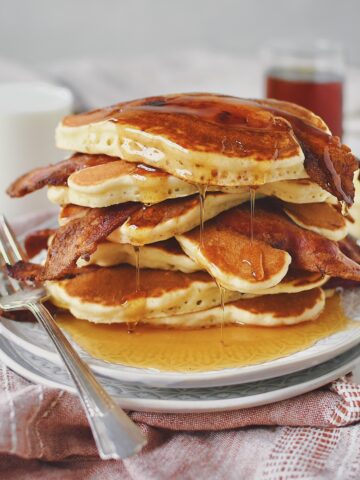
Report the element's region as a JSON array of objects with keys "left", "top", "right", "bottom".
[{"left": 1, "top": 216, "right": 360, "bottom": 413}]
